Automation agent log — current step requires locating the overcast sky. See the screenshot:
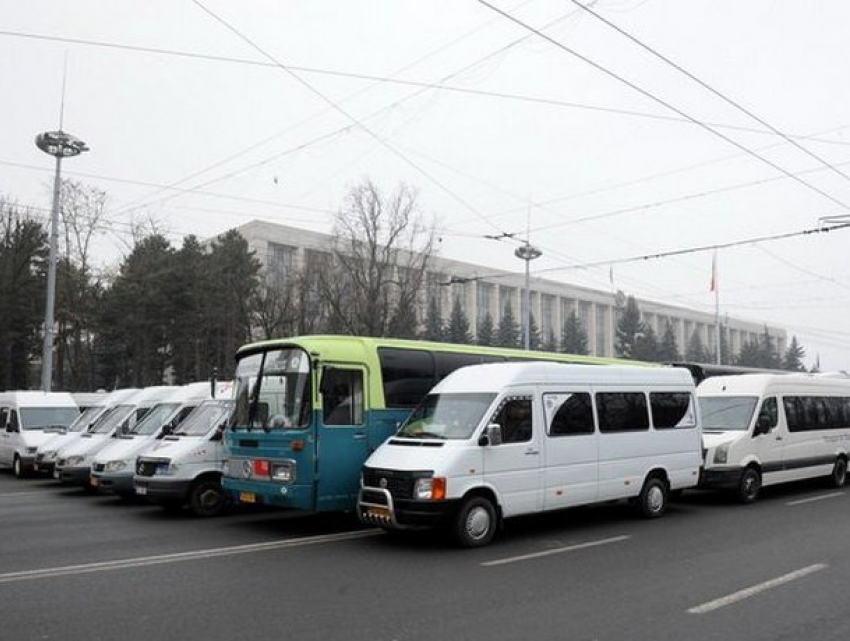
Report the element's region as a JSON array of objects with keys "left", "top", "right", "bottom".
[{"left": 2, "top": 0, "right": 849, "bottom": 370}]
